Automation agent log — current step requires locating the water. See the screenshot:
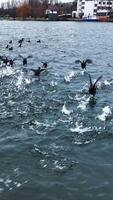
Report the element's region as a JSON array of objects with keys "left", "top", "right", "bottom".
[{"left": 0, "top": 21, "right": 113, "bottom": 199}]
